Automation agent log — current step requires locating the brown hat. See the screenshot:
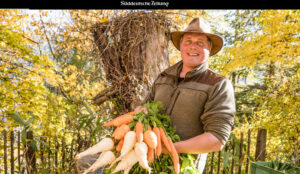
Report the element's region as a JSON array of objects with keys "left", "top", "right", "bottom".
[{"left": 171, "top": 18, "right": 223, "bottom": 56}]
